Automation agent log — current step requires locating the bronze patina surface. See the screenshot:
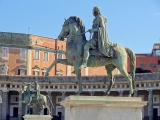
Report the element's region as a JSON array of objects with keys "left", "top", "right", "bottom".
[
  {"left": 19, "top": 81, "right": 54, "bottom": 115},
  {"left": 45, "top": 7, "right": 136, "bottom": 97}
]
